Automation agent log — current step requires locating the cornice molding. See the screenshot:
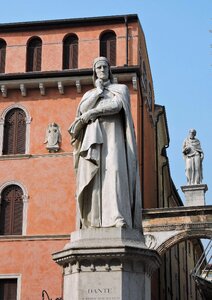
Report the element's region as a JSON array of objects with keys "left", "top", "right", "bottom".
[
  {"left": 0, "top": 234, "right": 70, "bottom": 241},
  {"left": 0, "top": 67, "right": 140, "bottom": 97},
  {"left": 0, "top": 14, "right": 138, "bottom": 33},
  {"left": 0, "top": 152, "right": 73, "bottom": 160}
]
